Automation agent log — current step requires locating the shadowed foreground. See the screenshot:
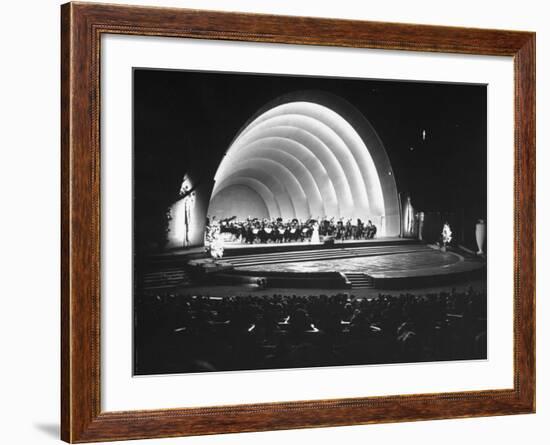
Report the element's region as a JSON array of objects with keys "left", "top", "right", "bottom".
[{"left": 134, "top": 288, "right": 487, "bottom": 375}]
